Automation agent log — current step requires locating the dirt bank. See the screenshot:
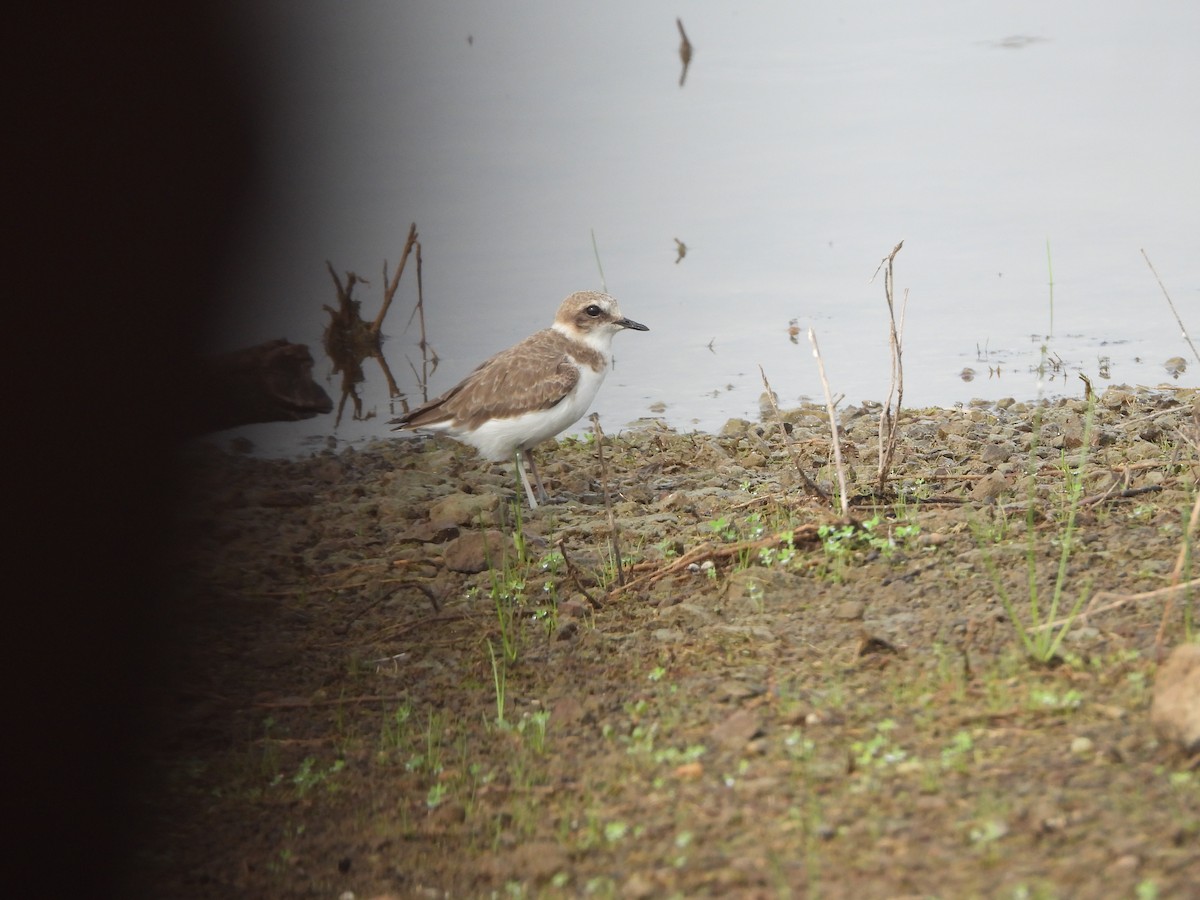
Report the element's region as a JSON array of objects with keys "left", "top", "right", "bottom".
[{"left": 138, "top": 385, "right": 1199, "bottom": 898}]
